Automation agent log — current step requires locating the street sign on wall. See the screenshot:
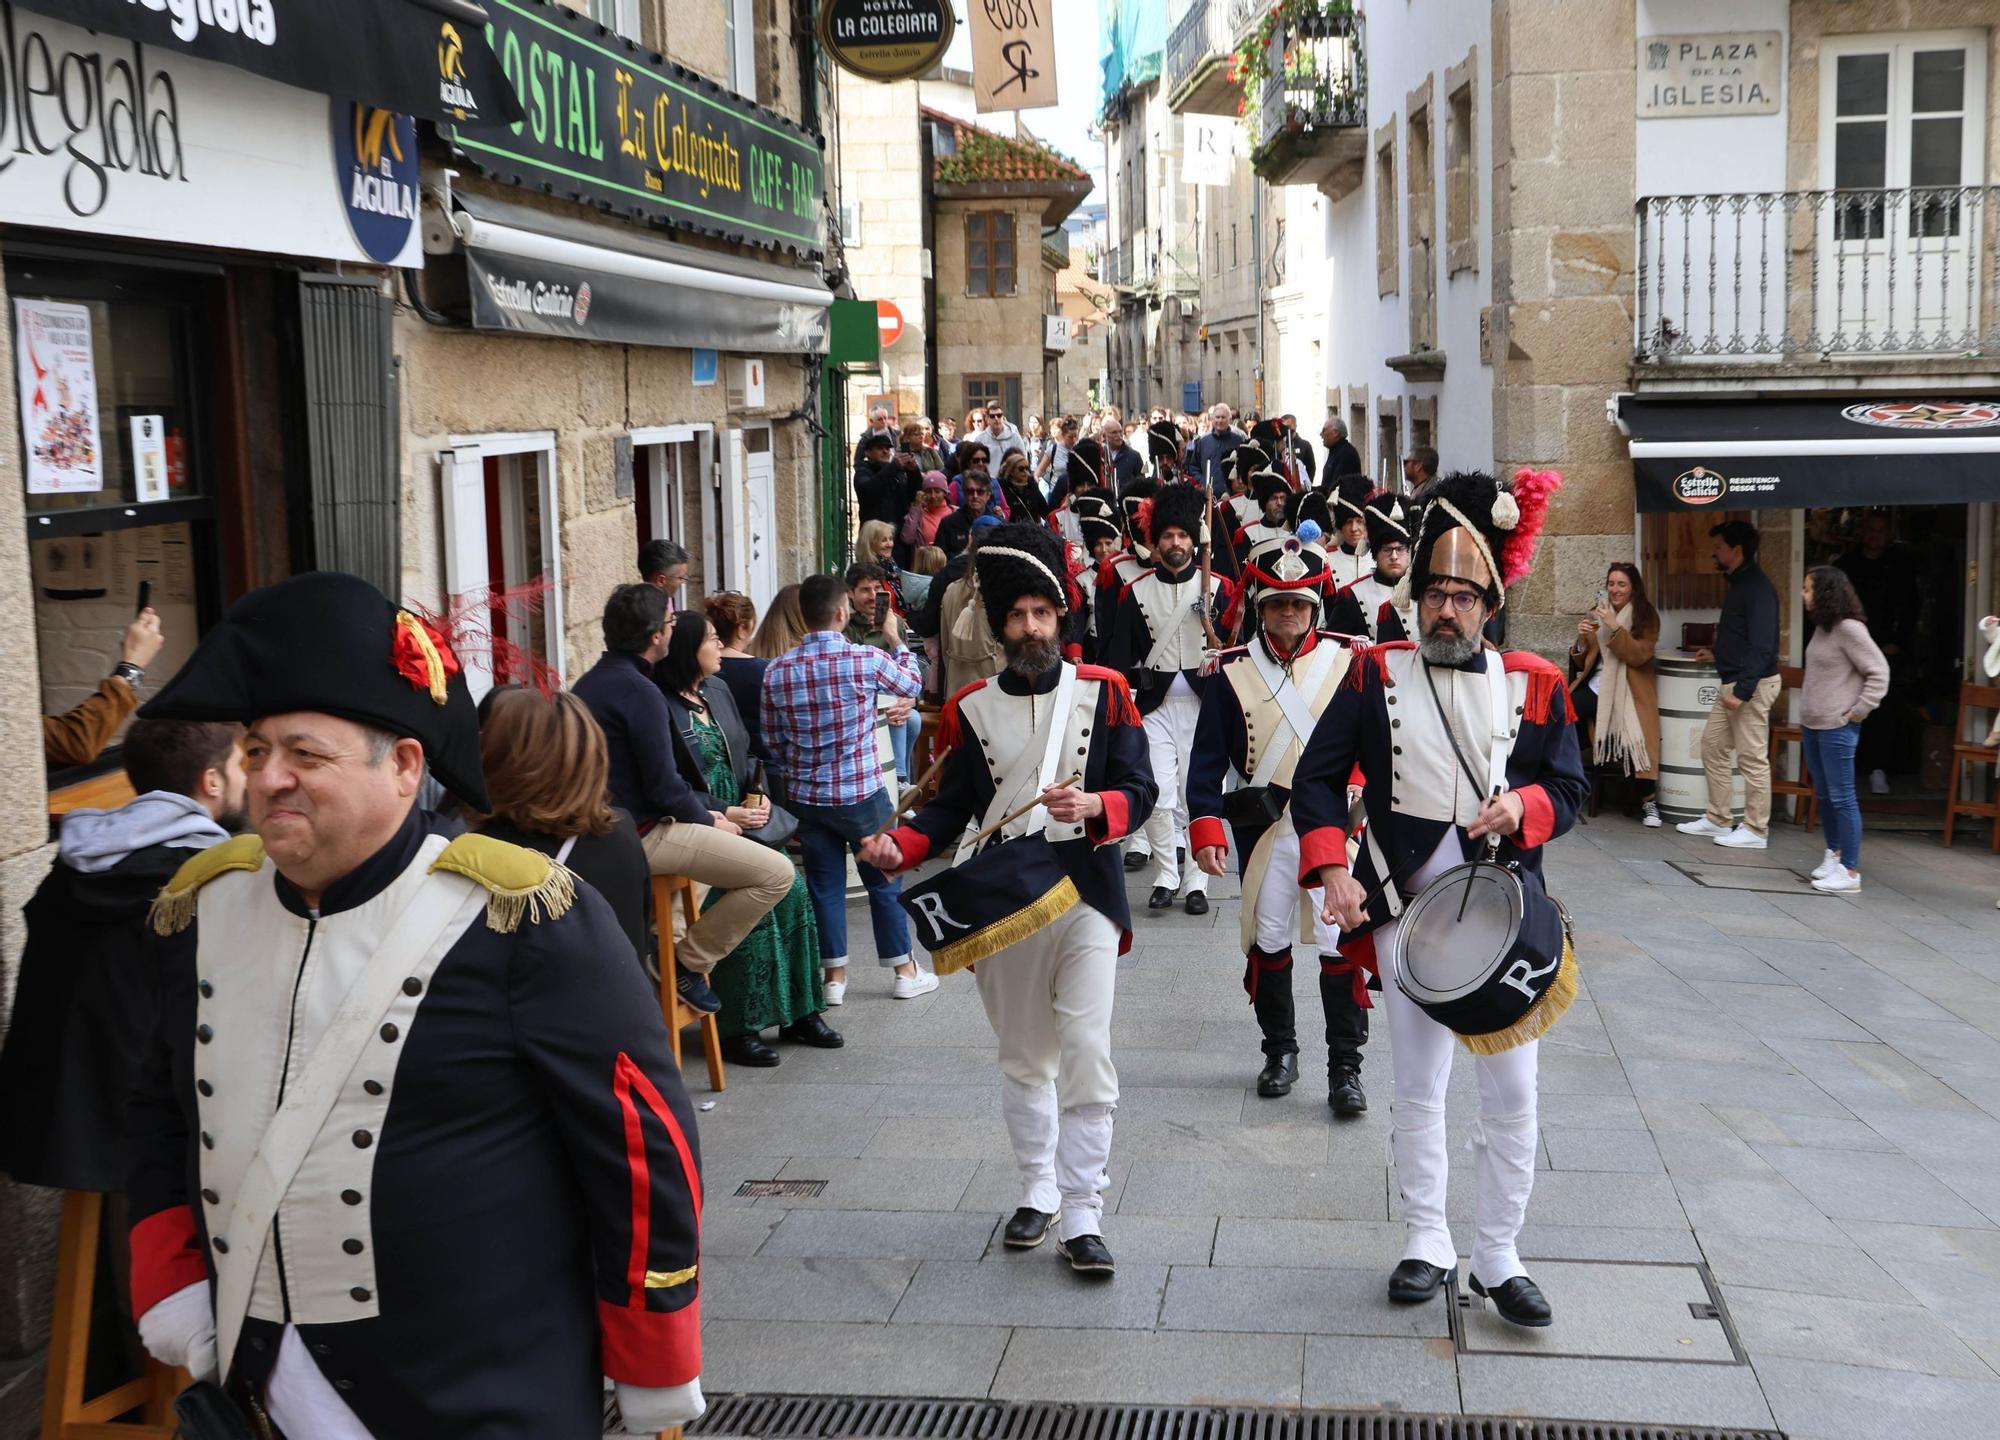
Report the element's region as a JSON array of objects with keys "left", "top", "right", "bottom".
[{"left": 877, "top": 300, "right": 907, "bottom": 348}]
